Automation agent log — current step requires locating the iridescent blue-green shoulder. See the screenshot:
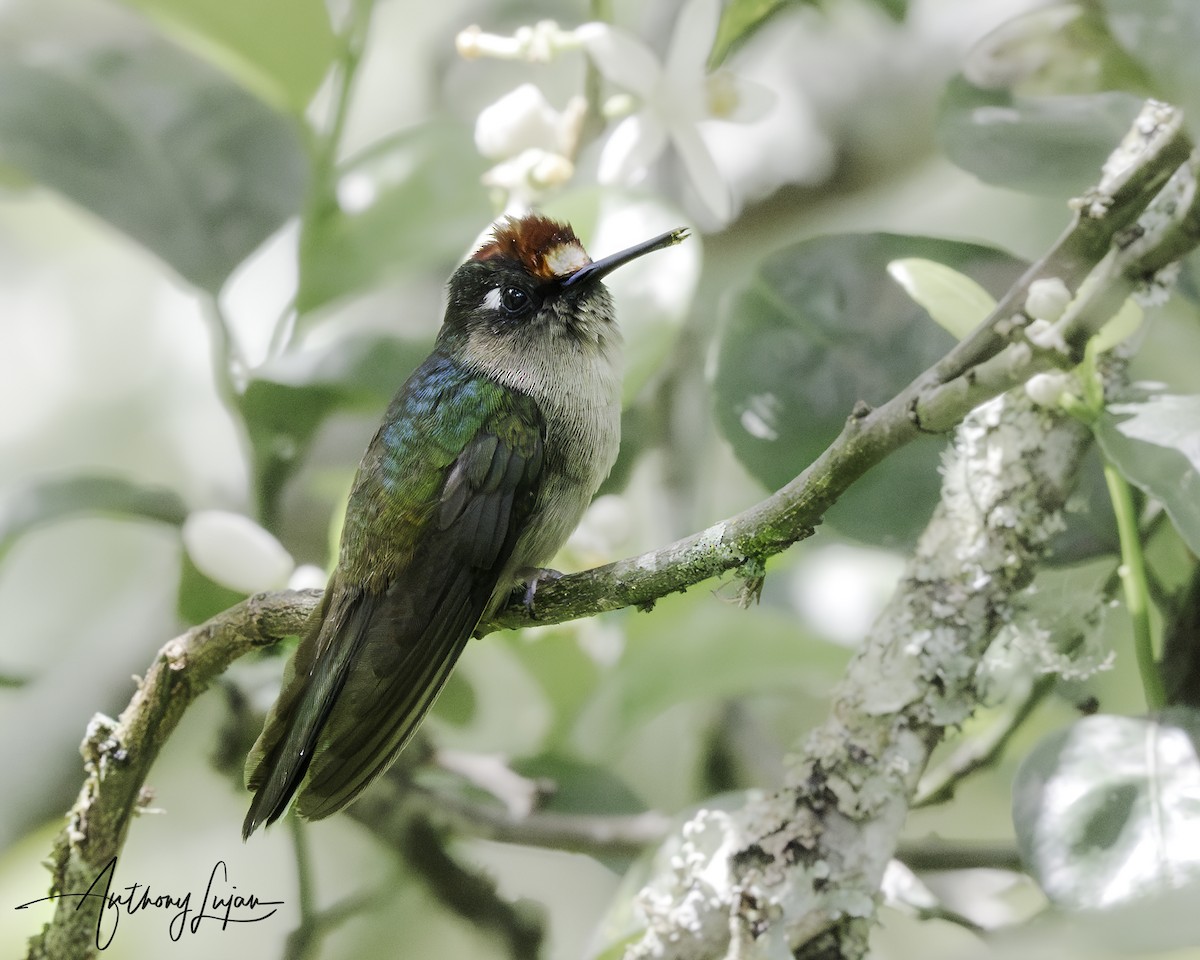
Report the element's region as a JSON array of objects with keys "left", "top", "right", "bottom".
[{"left": 339, "top": 350, "right": 544, "bottom": 577}]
